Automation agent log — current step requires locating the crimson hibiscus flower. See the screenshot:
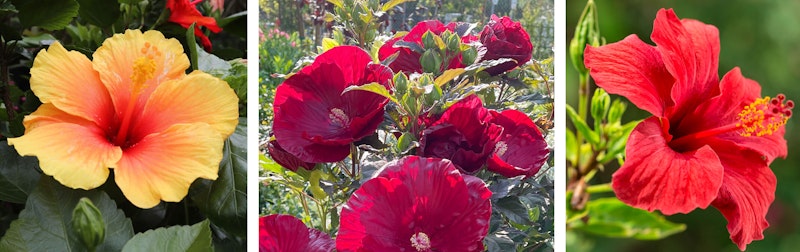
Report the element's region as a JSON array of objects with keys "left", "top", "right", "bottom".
[
  {"left": 336, "top": 156, "right": 492, "bottom": 251},
  {"left": 378, "top": 20, "right": 478, "bottom": 74},
  {"left": 272, "top": 46, "right": 393, "bottom": 163},
  {"left": 487, "top": 110, "right": 550, "bottom": 178},
  {"left": 259, "top": 214, "right": 334, "bottom": 252},
  {"left": 266, "top": 138, "right": 316, "bottom": 172},
  {"left": 166, "top": 0, "right": 222, "bottom": 52},
  {"left": 417, "top": 95, "right": 502, "bottom": 173},
  {"left": 478, "top": 15, "right": 533, "bottom": 76},
  {"left": 584, "top": 8, "right": 791, "bottom": 250}
]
